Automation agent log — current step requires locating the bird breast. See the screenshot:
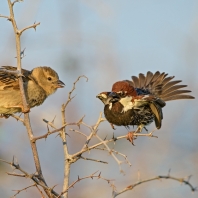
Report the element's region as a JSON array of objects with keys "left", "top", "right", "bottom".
[{"left": 26, "top": 81, "right": 47, "bottom": 107}]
